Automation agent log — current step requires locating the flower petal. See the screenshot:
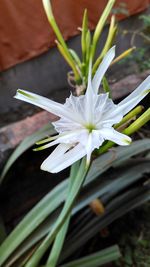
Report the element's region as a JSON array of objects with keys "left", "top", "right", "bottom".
[
  {"left": 99, "top": 127, "right": 132, "bottom": 146},
  {"left": 41, "top": 143, "right": 86, "bottom": 173},
  {"left": 86, "top": 133, "right": 93, "bottom": 165},
  {"left": 14, "top": 89, "right": 82, "bottom": 124},
  {"left": 117, "top": 75, "right": 150, "bottom": 116},
  {"left": 85, "top": 60, "right": 95, "bottom": 123},
  {"left": 92, "top": 46, "right": 115, "bottom": 93},
  {"left": 86, "top": 131, "right": 104, "bottom": 165}
]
